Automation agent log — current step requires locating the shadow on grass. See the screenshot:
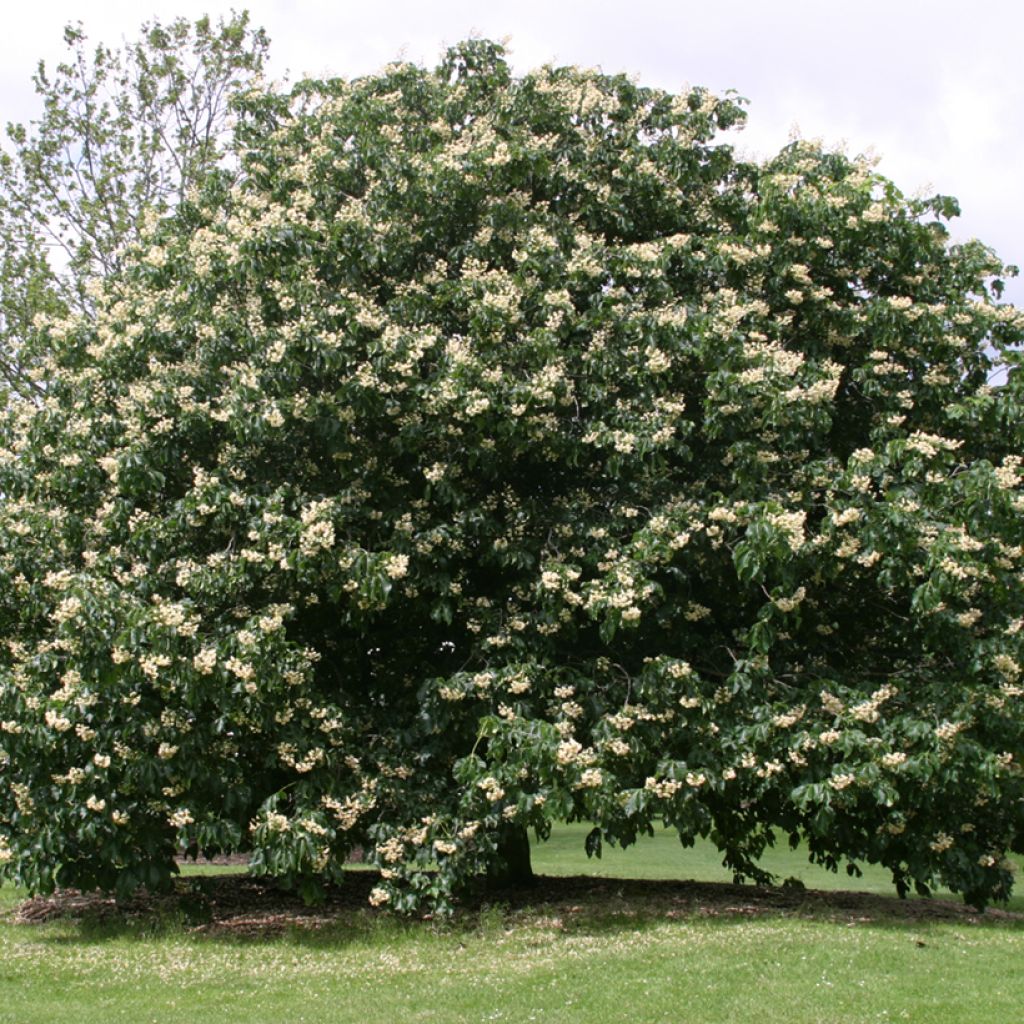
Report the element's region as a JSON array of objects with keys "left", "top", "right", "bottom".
[{"left": 10, "top": 869, "right": 1024, "bottom": 948}]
